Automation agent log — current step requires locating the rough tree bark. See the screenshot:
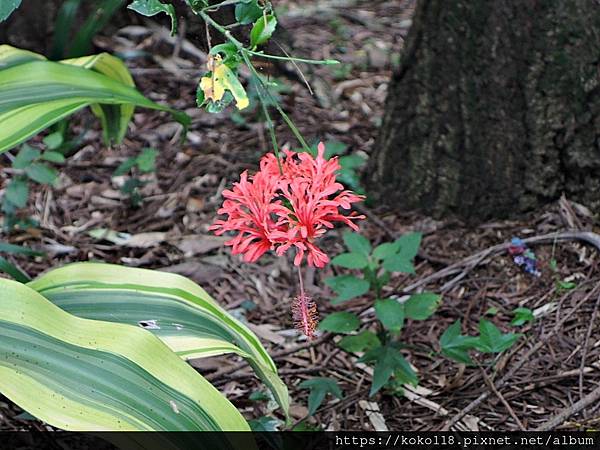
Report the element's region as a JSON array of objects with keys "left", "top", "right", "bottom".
[{"left": 368, "top": 0, "right": 600, "bottom": 221}]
